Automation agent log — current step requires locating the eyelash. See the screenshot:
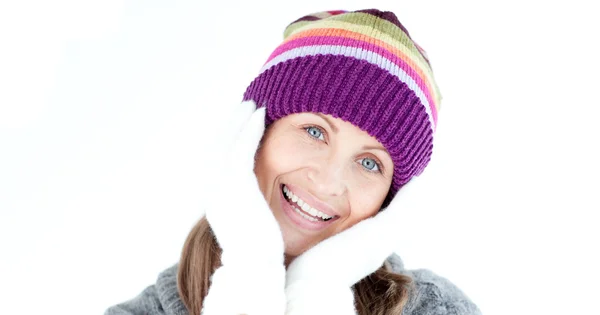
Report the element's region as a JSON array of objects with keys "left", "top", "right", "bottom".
[{"left": 303, "top": 125, "right": 384, "bottom": 175}]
